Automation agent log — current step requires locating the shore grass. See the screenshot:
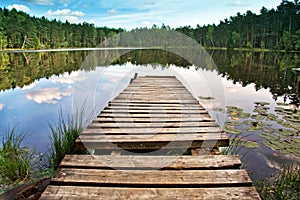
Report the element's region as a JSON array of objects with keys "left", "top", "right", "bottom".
[
  {"left": 48, "top": 106, "right": 90, "bottom": 170},
  {"left": 0, "top": 128, "right": 35, "bottom": 185},
  {"left": 256, "top": 163, "right": 300, "bottom": 200}
]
